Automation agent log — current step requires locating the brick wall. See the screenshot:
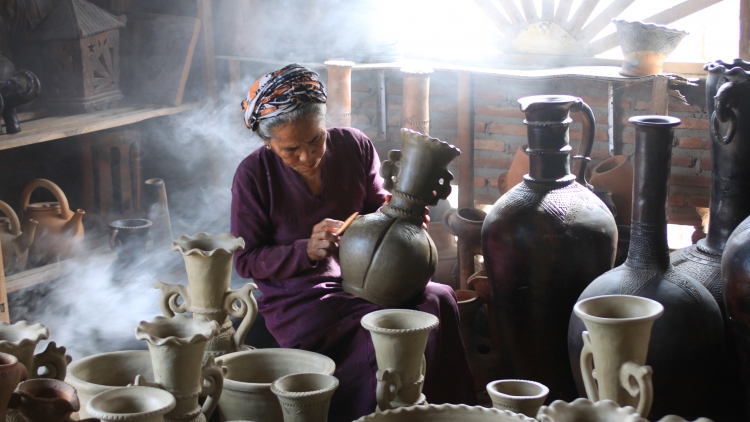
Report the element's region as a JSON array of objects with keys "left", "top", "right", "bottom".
[{"left": 348, "top": 70, "right": 711, "bottom": 228}]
